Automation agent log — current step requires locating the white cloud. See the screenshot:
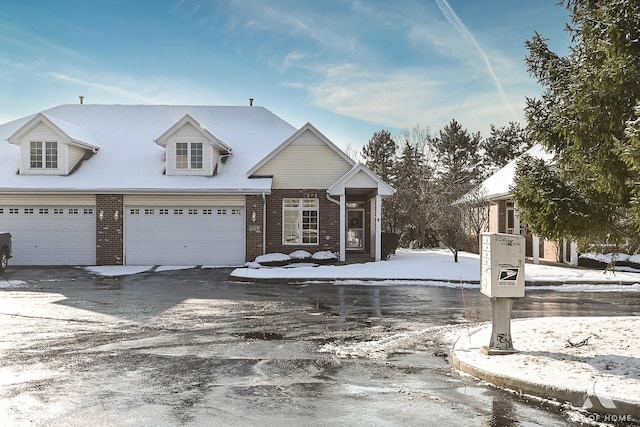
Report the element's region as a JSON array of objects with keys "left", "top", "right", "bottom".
[
  {"left": 298, "top": 60, "right": 530, "bottom": 135},
  {"left": 44, "top": 70, "right": 222, "bottom": 106}
]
